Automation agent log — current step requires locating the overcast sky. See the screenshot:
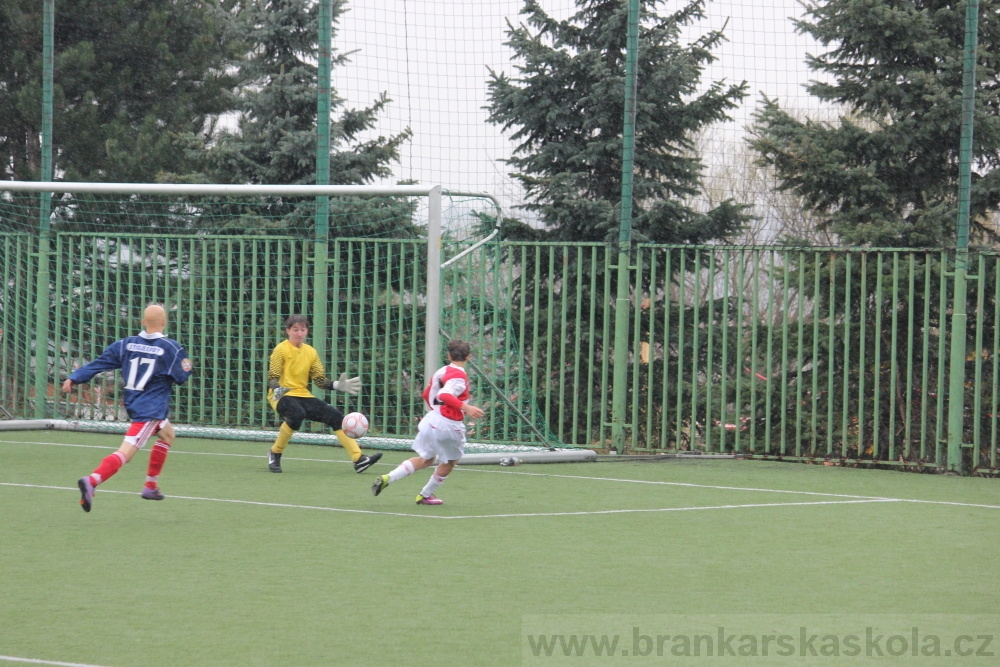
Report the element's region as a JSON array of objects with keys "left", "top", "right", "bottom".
[{"left": 333, "top": 0, "right": 827, "bottom": 213}]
